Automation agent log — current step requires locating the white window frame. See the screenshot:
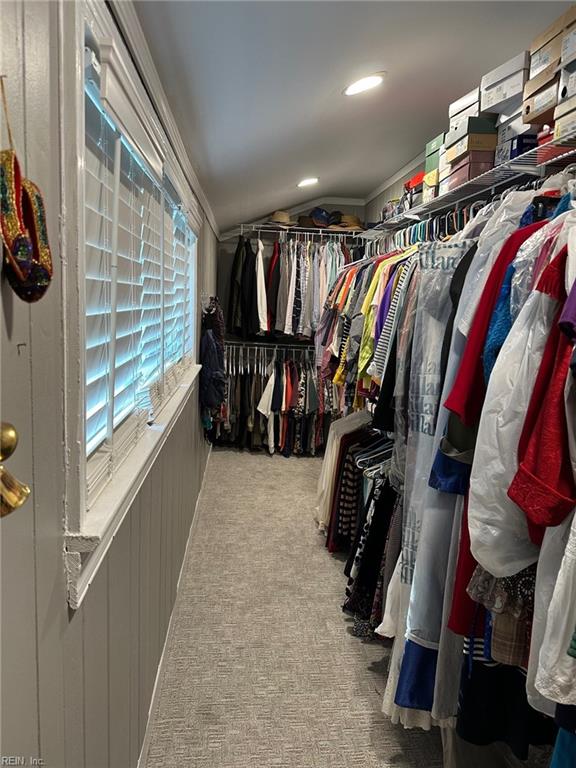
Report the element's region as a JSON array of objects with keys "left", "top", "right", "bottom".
[{"left": 62, "top": 0, "right": 204, "bottom": 608}]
